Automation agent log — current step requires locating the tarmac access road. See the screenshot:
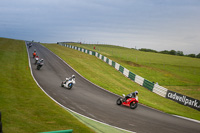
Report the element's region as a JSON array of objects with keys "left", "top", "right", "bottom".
[{"left": 27, "top": 42, "right": 200, "bottom": 133}]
